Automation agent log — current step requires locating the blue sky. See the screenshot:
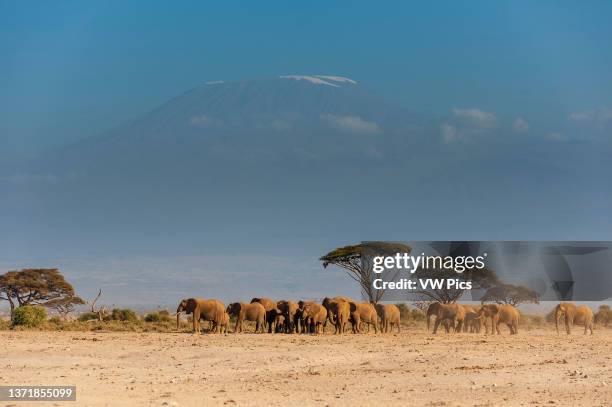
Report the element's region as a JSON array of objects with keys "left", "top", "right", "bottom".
[{"left": 2, "top": 1, "right": 612, "bottom": 152}]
